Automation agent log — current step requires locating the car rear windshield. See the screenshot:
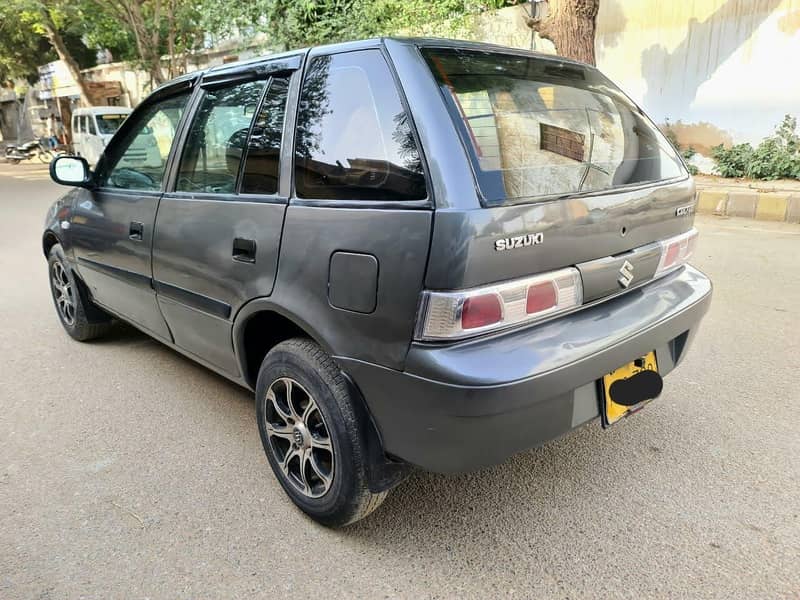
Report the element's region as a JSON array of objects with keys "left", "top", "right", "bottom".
[{"left": 422, "top": 48, "right": 685, "bottom": 206}]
